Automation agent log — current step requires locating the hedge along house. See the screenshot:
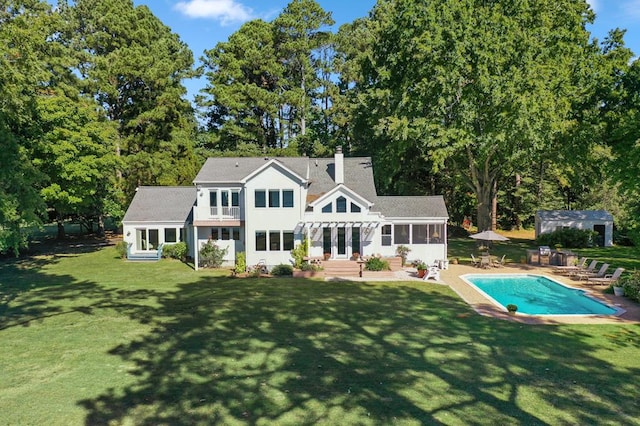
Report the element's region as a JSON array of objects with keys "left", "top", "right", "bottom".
[
  {"left": 122, "top": 147, "right": 449, "bottom": 270},
  {"left": 534, "top": 210, "right": 614, "bottom": 247}
]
